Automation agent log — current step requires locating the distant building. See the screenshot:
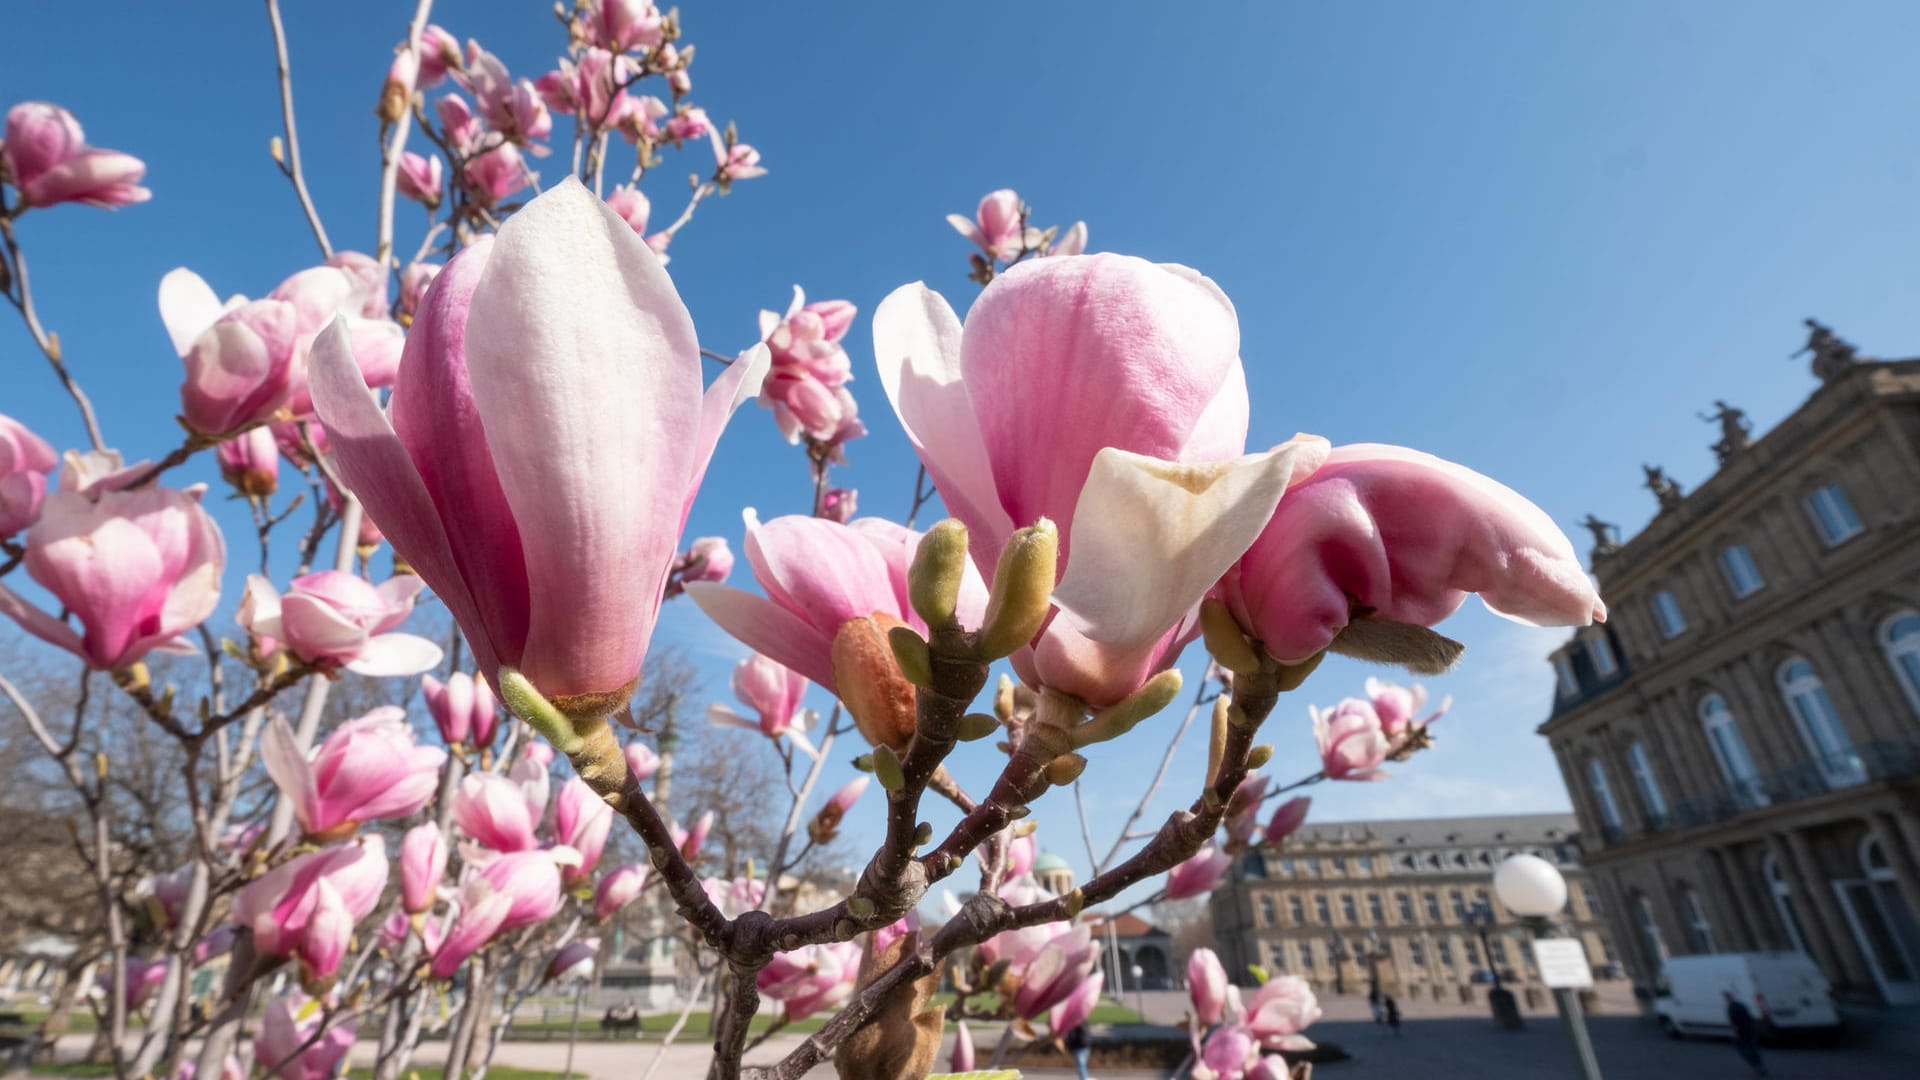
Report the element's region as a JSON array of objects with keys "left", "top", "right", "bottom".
[
  {"left": 1086, "top": 911, "right": 1174, "bottom": 991},
  {"left": 1540, "top": 350, "right": 1920, "bottom": 1004},
  {"left": 1209, "top": 814, "right": 1618, "bottom": 1002},
  {"left": 1033, "top": 850, "right": 1075, "bottom": 896}
]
